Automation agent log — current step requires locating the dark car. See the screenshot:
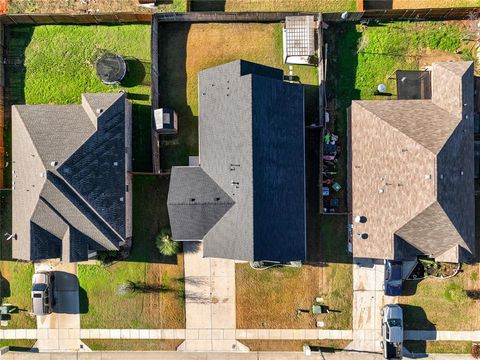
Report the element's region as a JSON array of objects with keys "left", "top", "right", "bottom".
[{"left": 384, "top": 260, "right": 403, "bottom": 296}]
